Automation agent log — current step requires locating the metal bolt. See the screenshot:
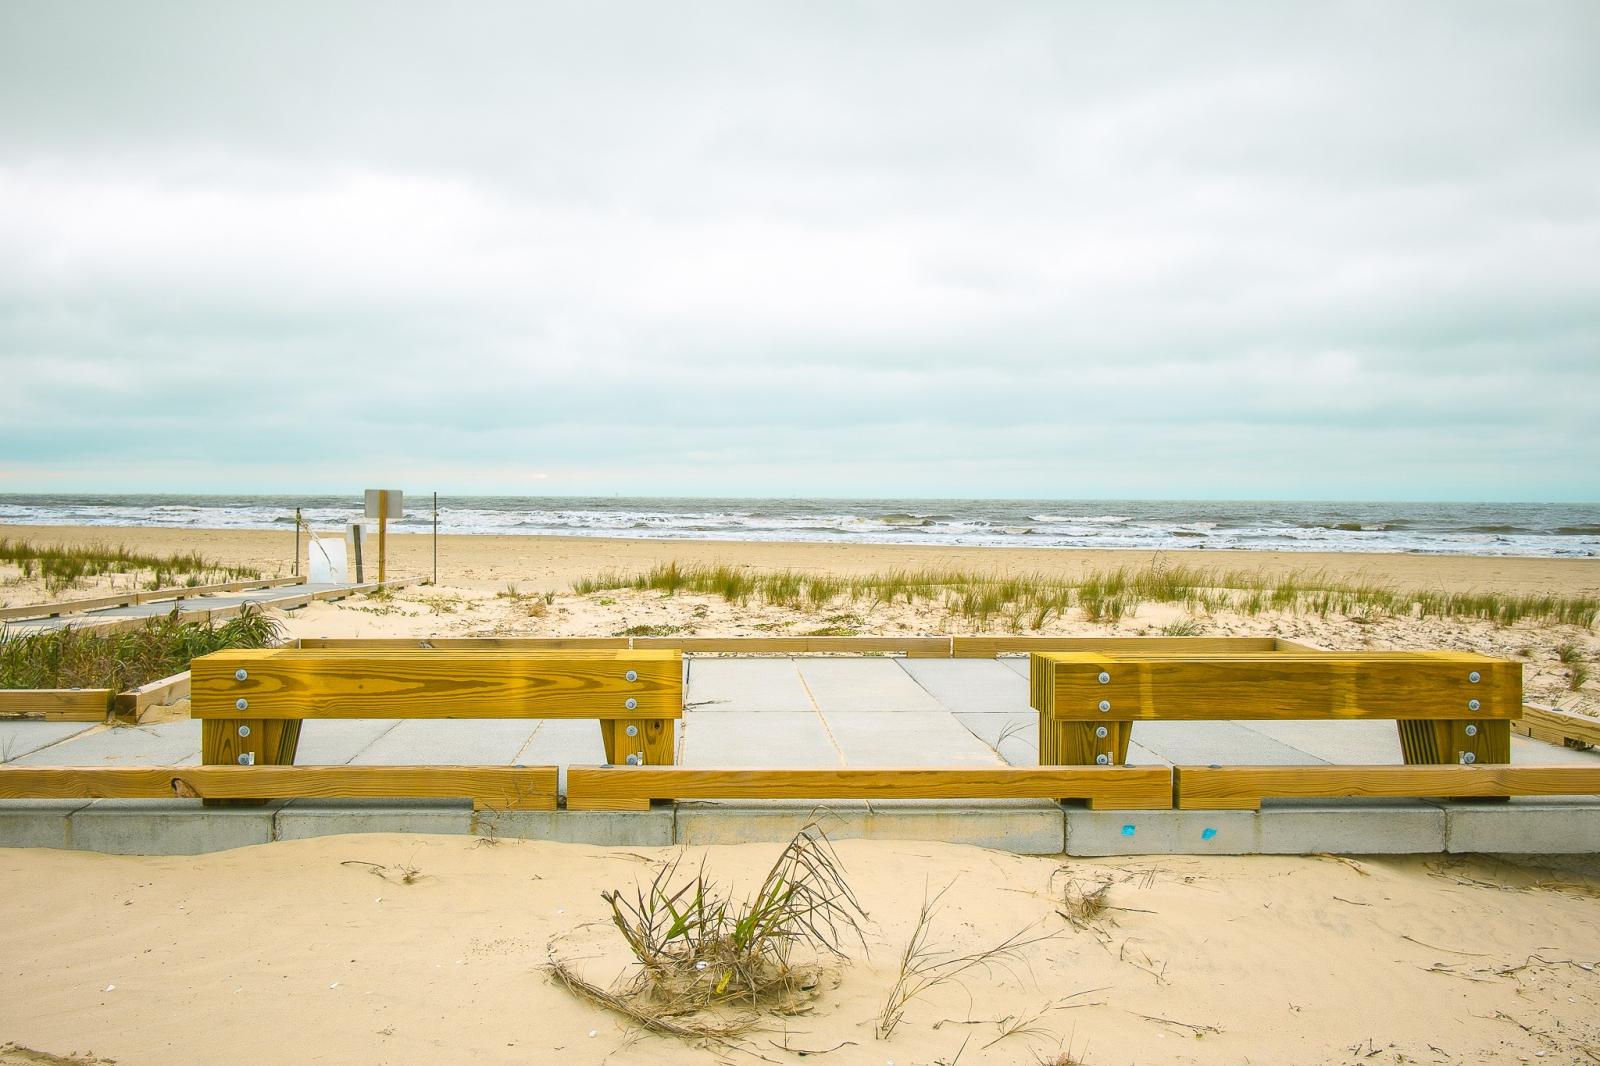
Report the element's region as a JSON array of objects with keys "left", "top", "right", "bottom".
[
  {"left": 624, "top": 698, "right": 638, "bottom": 711},
  {"left": 1098, "top": 700, "right": 1111, "bottom": 712},
  {"left": 1097, "top": 672, "right": 1111, "bottom": 685},
  {"left": 625, "top": 670, "right": 638, "bottom": 683},
  {"left": 625, "top": 724, "right": 639, "bottom": 737},
  {"left": 1095, "top": 754, "right": 1111, "bottom": 765},
  {"left": 234, "top": 668, "right": 248, "bottom": 681},
  {"left": 235, "top": 698, "right": 248, "bottom": 711},
  {"left": 1468, "top": 671, "right": 1480, "bottom": 684},
  {"left": 1095, "top": 726, "right": 1109, "bottom": 739},
  {"left": 1467, "top": 699, "right": 1480, "bottom": 712},
  {"left": 625, "top": 753, "right": 642, "bottom": 766},
  {"left": 237, "top": 753, "right": 254, "bottom": 766},
  {"left": 237, "top": 725, "right": 251, "bottom": 738},
  {"left": 1465, "top": 724, "right": 1478, "bottom": 737},
  {"left": 1460, "top": 752, "right": 1476, "bottom": 765}
]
